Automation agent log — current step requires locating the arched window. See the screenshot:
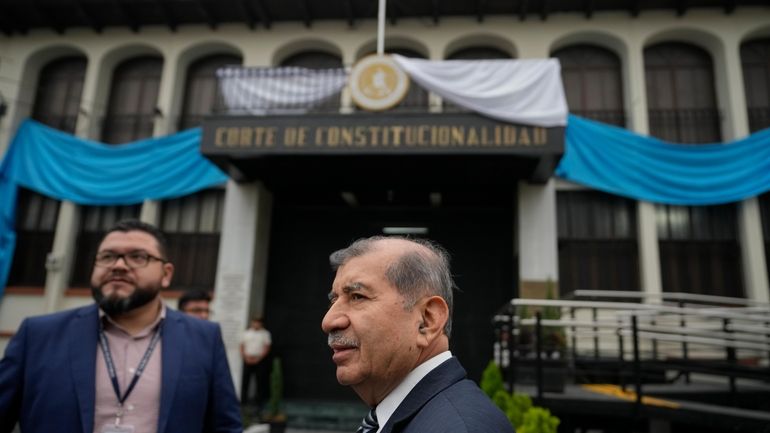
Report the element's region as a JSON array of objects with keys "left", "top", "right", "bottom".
[
  {"left": 760, "top": 192, "right": 770, "bottom": 281},
  {"left": 280, "top": 51, "right": 343, "bottom": 69},
  {"left": 102, "top": 56, "right": 163, "bottom": 144},
  {"left": 32, "top": 56, "right": 86, "bottom": 133},
  {"left": 656, "top": 203, "right": 743, "bottom": 297},
  {"left": 444, "top": 46, "right": 513, "bottom": 112},
  {"left": 159, "top": 189, "right": 224, "bottom": 292},
  {"left": 7, "top": 57, "right": 86, "bottom": 287},
  {"left": 281, "top": 50, "right": 343, "bottom": 112},
  {"left": 741, "top": 38, "right": 770, "bottom": 132},
  {"left": 644, "top": 42, "right": 721, "bottom": 143},
  {"left": 7, "top": 188, "right": 60, "bottom": 287},
  {"left": 557, "top": 190, "right": 639, "bottom": 293},
  {"left": 553, "top": 44, "right": 625, "bottom": 126},
  {"left": 447, "top": 46, "right": 511, "bottom": 60},
  {"left": 179, "top": 54, "right": 242, "bottom": 130}
]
